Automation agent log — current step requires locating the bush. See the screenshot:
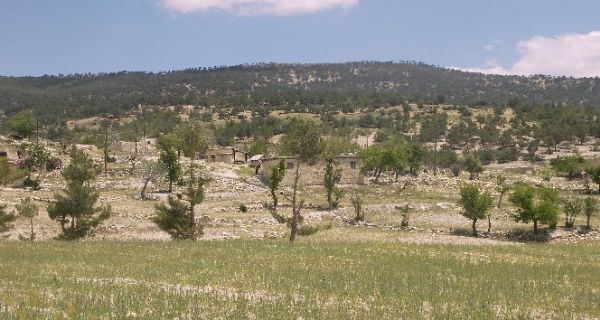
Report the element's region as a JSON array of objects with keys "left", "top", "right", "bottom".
[
  {"left": 497, "top": 147, "right": 519, "bottom": 164},
  {"left": 509, "top": 183, "right": 559, "bottom": 234},
  {"left": 350, "top": 194, "right": 365, "bottom": 222},
  {"left": 45, "top": 157, "right": 61, "bottom": 172},
  {"left": 436, "top": 149, "right": 459, "bottom": 169},
  {"left": 239, "top": 204, "right": 248, "bottom": 213},
  {"left": 458, "top": 184, "right": 493, "bottom": 235},
  {"left": 22, "top": 177, "right": 40, "bottom": 190},
  {"left": 562, "top": 197, "right": 582, "bottom": 228},
  {"left": 298, "top": 223, "right": 332, "bottom": 236},
  {"left": 478, "top": 148, "right": 496, "bottom": 165},
  {"left": 551, "top": 155, "right": 586, "bottom": 178},
  {"left": 451, "top": 165, "right": 461, "bottom": 177}
]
